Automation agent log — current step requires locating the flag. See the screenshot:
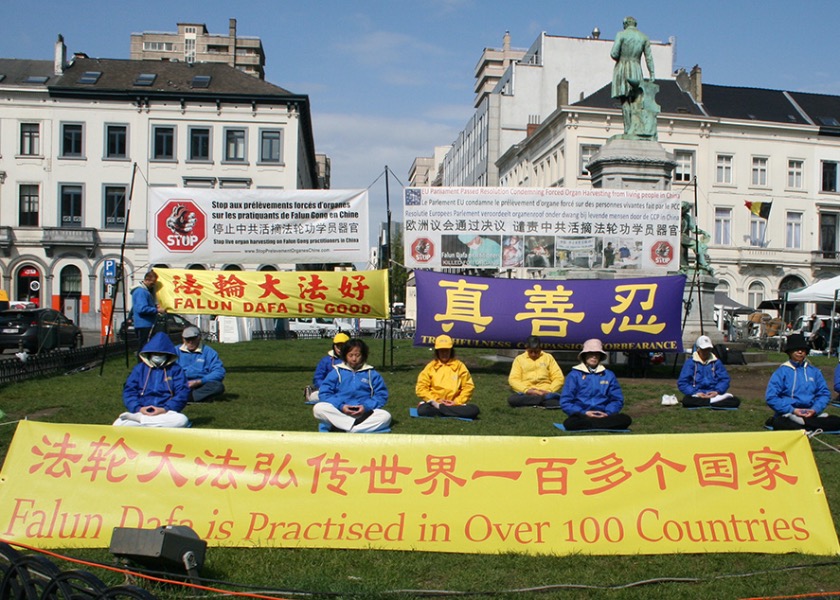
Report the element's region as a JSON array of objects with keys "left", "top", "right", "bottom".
[{"left": 745, "top": 200, "right": 772, "bottom": 219}]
